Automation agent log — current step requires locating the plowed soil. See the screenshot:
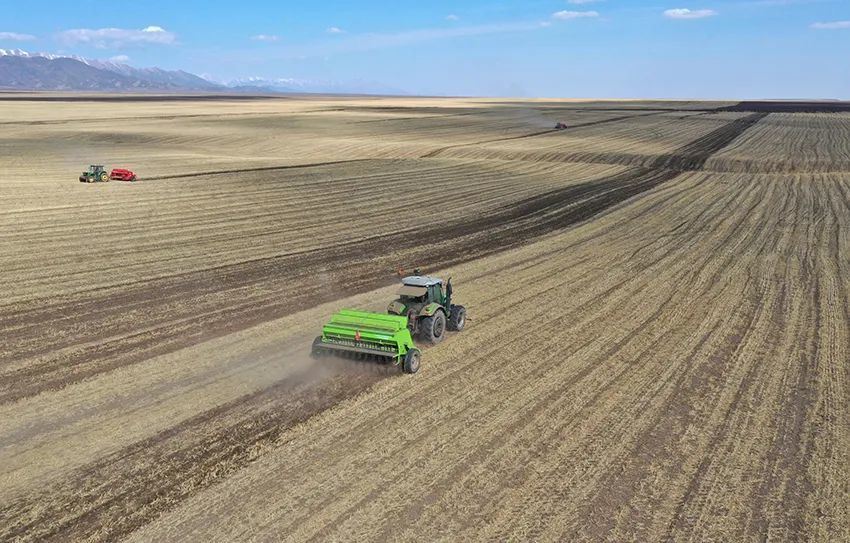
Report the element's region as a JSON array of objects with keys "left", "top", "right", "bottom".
[{"left": 1, "top": 95, "right": 847, "bottom": 542}]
